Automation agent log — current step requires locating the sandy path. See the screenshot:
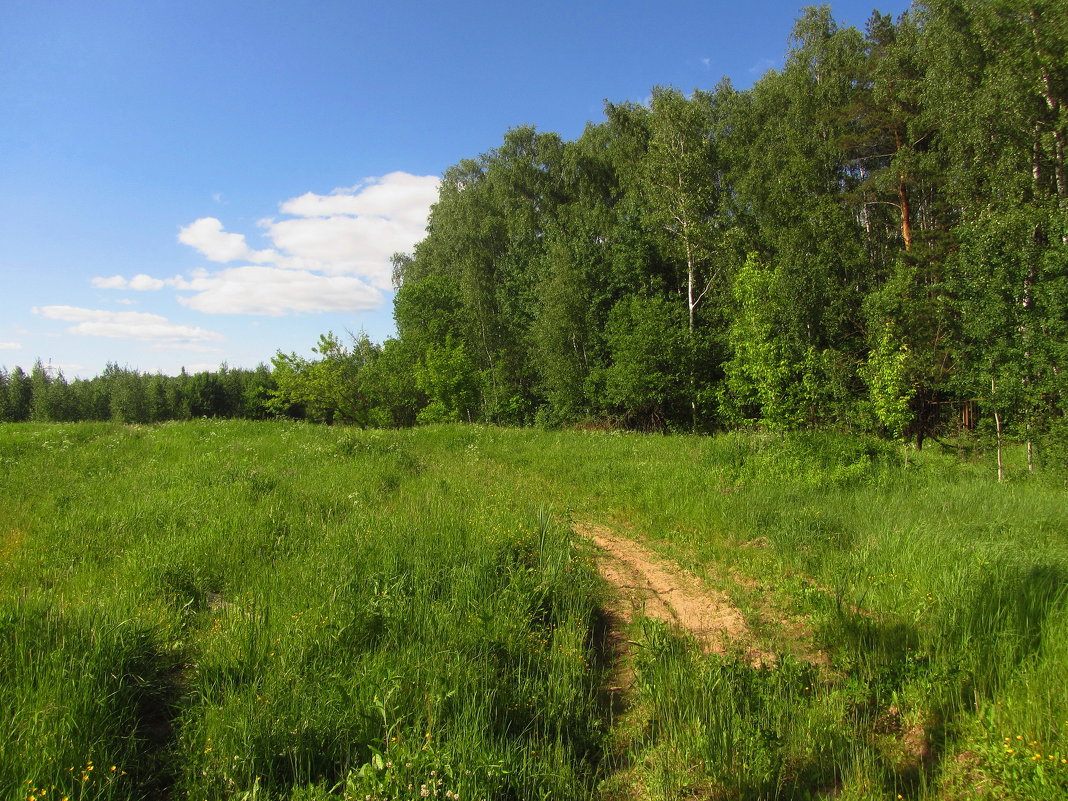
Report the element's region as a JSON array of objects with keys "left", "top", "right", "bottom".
[{"left": 576, "top": 521, "right": 775, "bottom": 665}]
